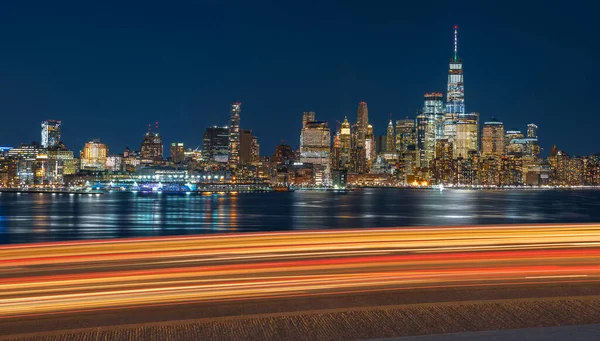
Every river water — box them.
[1,189,600,244]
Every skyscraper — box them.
[340,116,351,168]
[300,114,331,184]
[386,120,395,152]
[424,93,445,141]
[356,102,368,148]
[416,111,433,168]
[203,126,230,163]
[445,26,465,142]
[239,129,253,164]
[228,102,242,168]
[455,112,479,158]
[140,127,163,164]
[422,93,444,164]
[41,120,61,148]
[302,112,316,127]
[527,123,538,139]
[365,123,375,165]
[482,118,504,157]
[395,118,417,178]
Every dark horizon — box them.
[0,1,597,156]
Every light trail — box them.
[1,223,600,318]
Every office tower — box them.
[203,126,230,163]
[251,136,259,162]
[527,123,538,139]
[228,102,242,168]
[239,129,253,164]
[504,129,524,154]
[140,126,163,164]
[423,93,445,141]
[386,120,395,152]
[80,139,108,171]
[365,123,375,164]
[340,116,351,168]
[482,118,504,156]
[302,111,316,127]
[455,112,479,158]
[416,111,433,168]
[396,118,417,176]
[332,133,342,170]
[299,113,331,184]
[170,142,185,163]
[433,138,454,184]
[41,120,61,148]
[445,26,465,142]
[356,102,368,148]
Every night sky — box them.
[0,1,597,156]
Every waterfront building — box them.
[445,26,465,143]
[299,113,331,184]
[203,126,230,163]
[140,128,163,164]
[331,169,348,189]
[8,144,43,186]
[80,139,108,171]
[228,102,242,168]
[106,155,123,172]
[455,112,479,158]
[481,119,504,157]
[170,142,185,163]
[41,120,61,148]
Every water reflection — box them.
[2,189,600,244]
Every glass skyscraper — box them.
[445,26,465,142]
[41,120,61,148]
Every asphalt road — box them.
[2,223,600,337]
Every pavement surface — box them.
[1,223,600,339]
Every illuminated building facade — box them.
[527,123,538,138]
[251,136,260,162]
[396,118,417,178]
[340,117,351,169]
[140,131,163,164]
[424,93,445,142]
[455,112,479,158]
[80,139,108,171]
[482,119,504,157]
[356,102,368,148]
[272,143,295,164]
[41,120,61,148]
[445,26,465,143]
[416,111,433,168]
[432,138,454,184]
[386,120,395,152]
[365,124,375,166]
[170,142,185,163]
[203,126,230,163]
[228,102,242,168]
[300,113,331,184]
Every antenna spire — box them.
[453,25,458,61]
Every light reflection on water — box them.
[1,188,600,244]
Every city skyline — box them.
[0,2,597,156]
